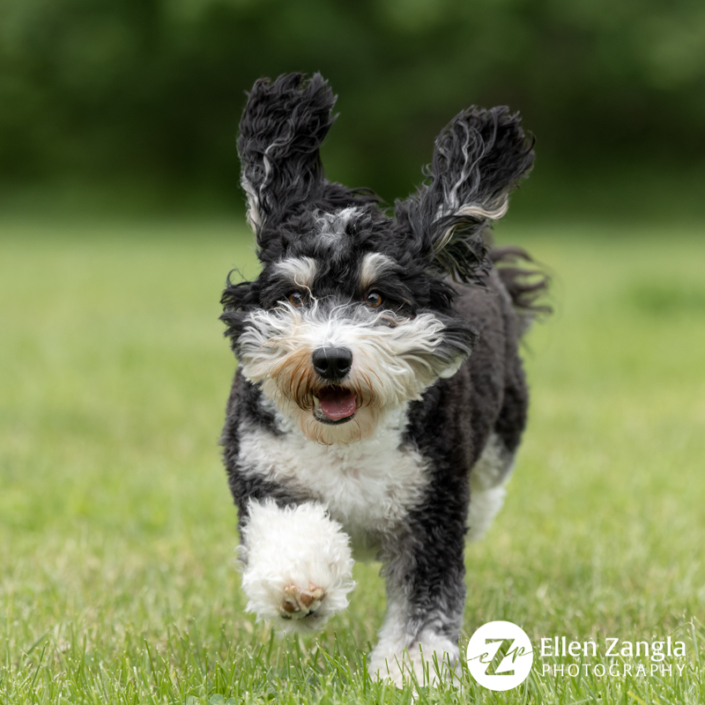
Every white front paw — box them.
[240,500,355,633]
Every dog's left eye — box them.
[288,291,305,307]
[366,291,383,308]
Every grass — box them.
[1,217,704,704]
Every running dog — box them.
[220,73,547,686]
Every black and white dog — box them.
[220,73,546,685]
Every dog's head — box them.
[222,73,533,444]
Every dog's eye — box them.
[366,291,383,308]
[288,291,305,307]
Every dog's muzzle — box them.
[311,347,357,424]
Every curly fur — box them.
[219,72,548,687]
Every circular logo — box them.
[466,620,534,691]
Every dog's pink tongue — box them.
[317,388,357,420]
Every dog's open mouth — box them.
[313,386,357,424]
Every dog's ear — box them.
[397,107,534,282]
[238,73,336,236]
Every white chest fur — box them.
[237,410,429,544]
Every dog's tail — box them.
[490,246,551,335]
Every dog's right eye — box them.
[288,291,305,307]
[366,291,384,308]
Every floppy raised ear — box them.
[238,73,336,235]
[397,106,534,282]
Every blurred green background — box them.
[1,0,704,219]
[2,5,705,702]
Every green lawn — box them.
[1,218,704,704]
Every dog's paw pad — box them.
[280,584,325,619]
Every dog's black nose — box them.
[312,347,353,381]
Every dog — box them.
[220,72,547,686]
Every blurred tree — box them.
[0,0,704,205]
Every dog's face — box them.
[222,73,533,444]
[231,206,473,444]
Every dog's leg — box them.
[239,499,355,633]
[369,493,467,687]
[467,432,516,542]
